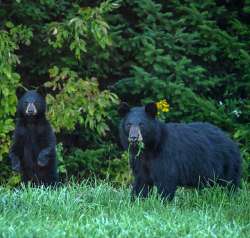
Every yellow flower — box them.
[156,99,170,113]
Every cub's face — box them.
[119,103,158,147]
[18,90,46,118]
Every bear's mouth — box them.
[129,140,139,148]
[129,140,145,158]
[25,112,37,116]
[128,126,144,157]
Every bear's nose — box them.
[129,135,138,142]
[25,103,37,115]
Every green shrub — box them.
[0,22,32,160]
[57,143,131,185]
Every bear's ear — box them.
[145,102,157,118]
[16,86,28,99]
[118,102,130,117]
[36,86,46,98]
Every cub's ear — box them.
[118,102,130,117]
[16,86,27,99]
[36,86,46,98]
[145,102,157,118]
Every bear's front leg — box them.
[131,177,152,199]
[37,148,55,167]
[37,129,56,167]
[9,153,21,172]
[9,133,23,172]
[155,181,177,201]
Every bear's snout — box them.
[25,103,37,116]
[128,125,143,144]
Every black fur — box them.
[119,103,242,200]
[9,90,58,186]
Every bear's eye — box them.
[139,122,144,128]
[126,123,132,128]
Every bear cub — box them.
[9,90,58,186]
[118,102,242,200]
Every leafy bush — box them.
[0,22,33,160]
[45,66,118,135]
[57,143,131,185]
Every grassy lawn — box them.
[0,182,249,238]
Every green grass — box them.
[0,182,249,238]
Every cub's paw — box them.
[37,156,48,167]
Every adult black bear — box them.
[9,90,58,186]
[118,102,242,200]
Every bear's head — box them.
[118,102,160,150]
[17,90,46,119]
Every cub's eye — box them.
[139,122,144,128]
[126,123,132,128]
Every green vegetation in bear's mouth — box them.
[128,141,145,159]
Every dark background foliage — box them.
[0,0,249,185]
